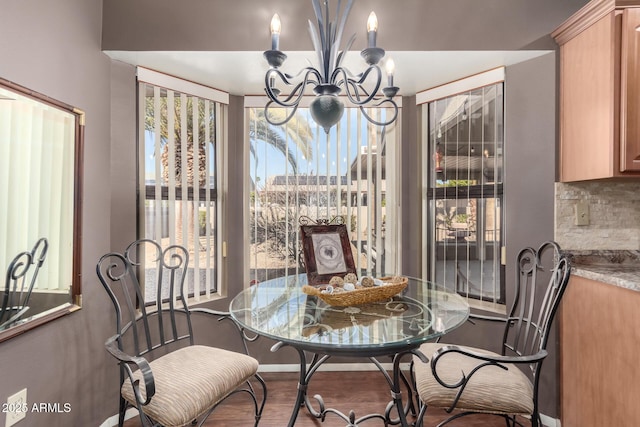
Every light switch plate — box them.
[575,201,589,226]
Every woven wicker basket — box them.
[302,276,408,307]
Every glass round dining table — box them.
[230,273,469,427]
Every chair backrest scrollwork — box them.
[97,239,193,358]
[1,238,48,328]
[502,240,571,364]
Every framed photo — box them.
[300,219,356,286]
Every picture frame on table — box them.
[299,217,356,287]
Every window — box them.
[138,69,227,303]
[419,70,505,304]
[246,101,400,284]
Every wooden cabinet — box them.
[560,275,640,425]
[553,0,640,181]
[620,8,640,172]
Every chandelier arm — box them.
[265,80,305,108]
[331,66,381,106]
[265,68,322,108]
[352,65,382,99]
[264,101,300,126]
[266,67,322,92]
[344,79,368,103]
[358,98,398,127]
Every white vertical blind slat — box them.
[374,121,382,277]
[294,116,301,277]
[315,124,320,220]
[336,120,342,218]
[192,98,201,301]
[0,101,11,270]
[204,100,211,297]
[368,111,375,274]
[167,90,177,247]
[356,112,362,273]
[251,111,258,284]
[284,116,290,278]
[215,101,224,294]
[153,87,163,257]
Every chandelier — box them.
[263,0,399,133]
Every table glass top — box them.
[230,274,469,355]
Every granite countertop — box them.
[566,250,640,291]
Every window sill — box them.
[467,298,506,315]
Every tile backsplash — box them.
[555,182,640,250]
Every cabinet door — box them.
[621,8,640,172]
[559,13,616,181]
[561,276,640,426]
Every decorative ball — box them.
[343,273,358,284]
[329,276,344,287]
[322,285,334,294]
[361,276,375,287]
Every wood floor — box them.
[123,371,522,426]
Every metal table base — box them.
[272,341,427,427]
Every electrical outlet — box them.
[575,201,590,226]
[5,389,27,427]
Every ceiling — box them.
[105,50,551,97]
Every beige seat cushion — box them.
[121,345,259,427]
[414,342,534,416]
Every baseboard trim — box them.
[540,413,561,427]
[99,408,138,427]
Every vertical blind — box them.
[0,90,75,292]
[138,69,227,303]
[418,69,505,305]
[246,102,400,285]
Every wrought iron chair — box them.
[97,239,267,427]
[412,241,571,427]
[1,238,48,328]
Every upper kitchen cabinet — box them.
[553,0,640,181]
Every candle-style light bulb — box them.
[270,14,281,50]
[367,12,378,48]
[385,58,395,87]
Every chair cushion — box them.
[413,342,534,416]
[121,345,259,427]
